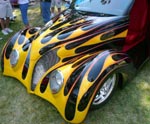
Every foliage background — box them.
[0,3,150,124]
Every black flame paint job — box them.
[5,32,20,59]
[22,51,30,79]
[38,11,129,57]
[1,48,4,72]
[65,51,134,120]
[1,4,149,123]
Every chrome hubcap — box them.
[93,74,116,105]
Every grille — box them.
[31,49,59,90]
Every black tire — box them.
[91,73,119,110]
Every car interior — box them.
[123,0,150,68]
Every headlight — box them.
[10,49,19,67]
[49,70,64,94]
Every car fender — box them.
[33,50,136,123]
[1,27,40,75]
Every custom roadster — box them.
[1,0,150,123]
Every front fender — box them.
[1,27,40,72]
[33,50,136,123]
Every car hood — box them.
[28,9,128,61]
[2,9,129,82]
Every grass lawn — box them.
[0,3,150,124]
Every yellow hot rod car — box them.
[1,0,150,123]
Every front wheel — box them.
[91,73,118,109]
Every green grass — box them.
[0,4,150,124]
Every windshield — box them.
[73,0,134,16]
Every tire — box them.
[91,73,118,109]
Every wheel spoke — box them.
[92,74,116,105]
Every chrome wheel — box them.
[92,74,117,105]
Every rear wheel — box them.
[91,73,118,109]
